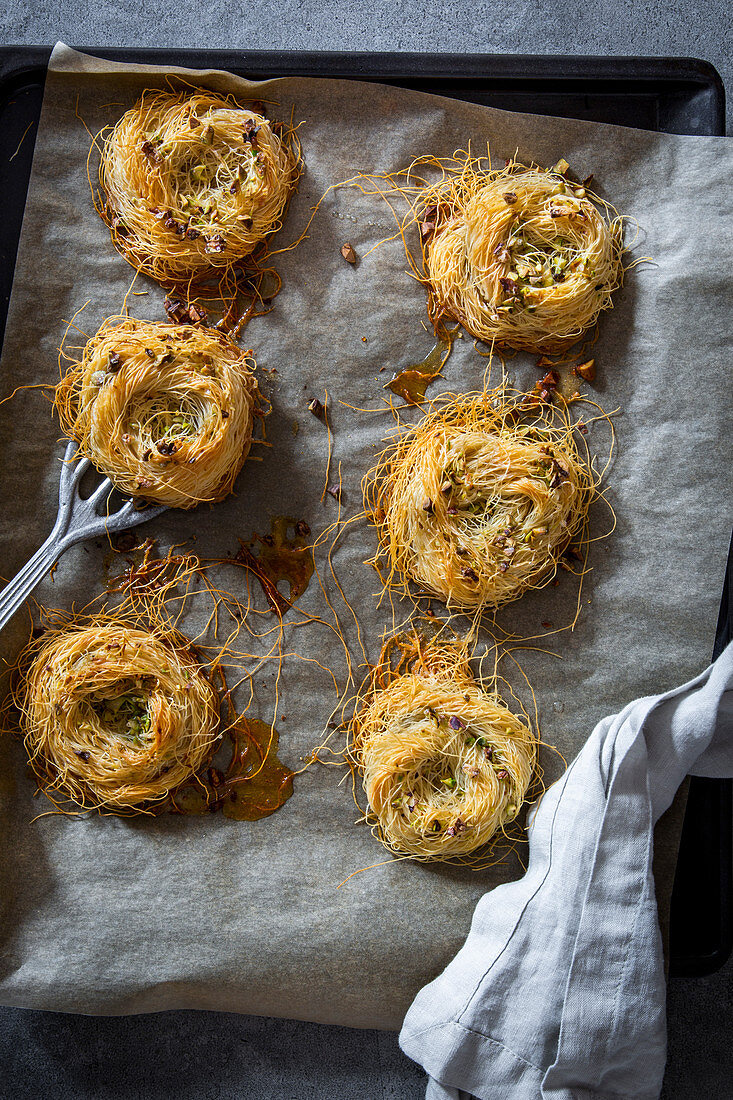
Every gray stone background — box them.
[0,4,731,1098]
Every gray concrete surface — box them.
[3,0,732,135]
[0,4,731,1098]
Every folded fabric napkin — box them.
[400,641,733,1100]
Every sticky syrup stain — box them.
[385,328,456,405]
[233,515,314,616]
[104,519,314,615]
[171,717,294,821]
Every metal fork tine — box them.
[107,500,168,528]
[110,500,136,523]
[88,477,115,508]
[58,443,92,503]
[70,455,92,485]
[58,440,80,495]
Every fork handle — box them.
[0,530,72,634]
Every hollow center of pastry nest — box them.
[84,679,155,746]
[153,117,271,209]
[468,186,598,304]
[133,395,203,451]
[87,346,239,461]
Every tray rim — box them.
[0,45,726,111]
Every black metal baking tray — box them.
[0,46,729,979]
[670,533,733,977]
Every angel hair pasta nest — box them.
[97,87,299,286]
[349,634,536,861]
[365,386,598,612]
[13,619,220,812]
[56,316,259,509]
[418,156,624,353]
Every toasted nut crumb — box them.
[573,359,596,382]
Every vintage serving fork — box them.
[0,441,167,633]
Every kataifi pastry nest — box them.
[15,619,220,812]
[97,87,299,287]
[56,315,259,508]
[419,157,624,353]
[349,635,536,861]
[365,386,597,612]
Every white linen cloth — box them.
[400,641,733,1100]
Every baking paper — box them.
[0,44,730,1028]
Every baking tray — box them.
[669,532,733,977]
[0,46,729,980]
